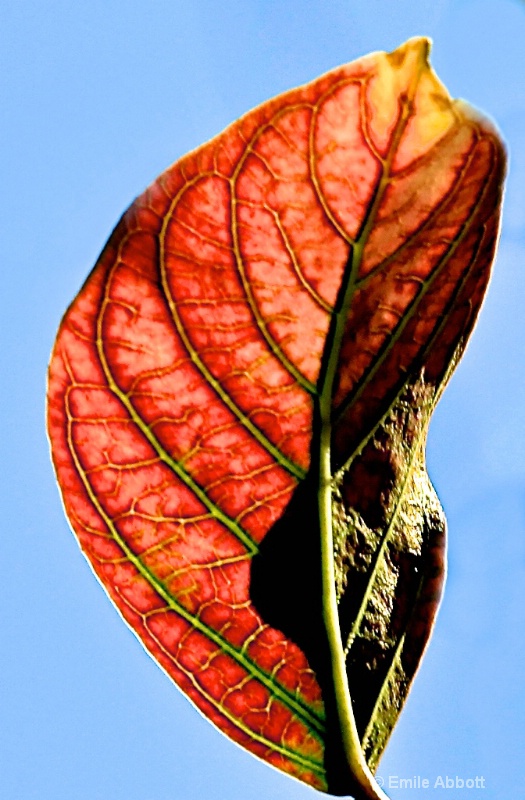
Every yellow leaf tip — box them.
[387,36,433,71]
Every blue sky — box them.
[2,1,524,798]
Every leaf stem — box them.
[317,246,389,800]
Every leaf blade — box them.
[47,37,506,797]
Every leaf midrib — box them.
[312,49,433,800]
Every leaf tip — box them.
[386,36,433,71]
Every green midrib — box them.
[312,59,434,800]
[316,240,390,800]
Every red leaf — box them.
[47,39,505,798]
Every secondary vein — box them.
[63,379,326,744]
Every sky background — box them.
[2,1,524,798]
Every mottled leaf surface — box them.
[47,39,505,798]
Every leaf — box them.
[47,38,505,799]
